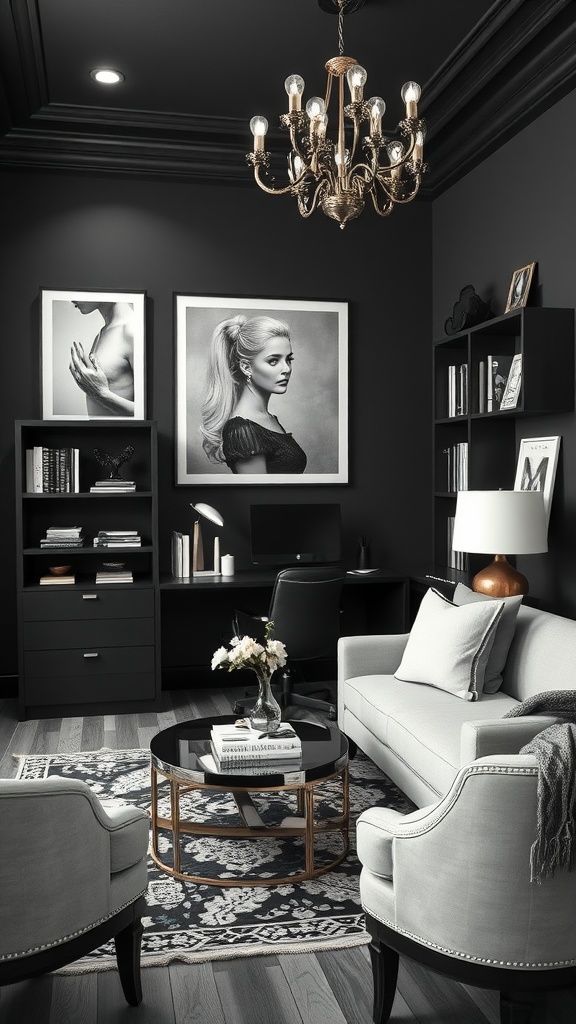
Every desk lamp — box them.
[190,502,223,576]
[452,490,547,597]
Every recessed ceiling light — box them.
[90,68,125,85]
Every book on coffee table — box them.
[210,721,302,762]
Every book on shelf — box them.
[92,480,136,487]
[447,363,468,417]
[210,722,302,761]
[487,354,514,412]
[171,531,190,577]
[46,525,83,537]
[93,531,141,547]
[26,447,80,493]
[499,353,522,410]
[443,442,468,492]
[95,570,133,584]
[446,516,468,571]
[90,484,136,492]
[40,537,84,548]
[478,360,487,413]
[39,574,76,585]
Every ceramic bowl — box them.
[48,565,72,575]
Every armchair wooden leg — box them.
[500,989,547,1023]
[368,934,399,1024]
[114,916,144,1006]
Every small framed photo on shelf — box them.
[41,289,146,420]
[504,262,536,313]
[499,353,522,410]
[514,435,561,525]
[174,294,348,485]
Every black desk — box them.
[159,568,409,687]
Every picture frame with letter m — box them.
[514,435,561,526]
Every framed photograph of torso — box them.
[174,294,348,485]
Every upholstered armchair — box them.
[357,752,576,1023]
[0,776,149,1005]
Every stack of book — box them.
[95,569,134,584]
[26,446,80,493]
[93,530,141,548]
[40,526,84,548]
[210,721,302,769]
[90,479,136,493]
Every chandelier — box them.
[246,0,426,229]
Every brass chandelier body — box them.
[247,0,426,229]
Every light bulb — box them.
[285,74,305,111]
[288,152,305,182]
[250,115,268,153]
[346,64,367,102]
[387,140,404,163]
[368,96,386,134]
[306,96,326,120]
[335,149,350,167]
[401,81,421,116]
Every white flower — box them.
[211,646,229,671]
[212,624,288,675]
[266,639,287,669]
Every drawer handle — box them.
[82,594,98,600]
[83,652,100,659]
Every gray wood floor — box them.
[1,689,575,1024]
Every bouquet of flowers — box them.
[211,620,287,681]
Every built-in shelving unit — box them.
[15,420,161,719]
[433,307,574,574]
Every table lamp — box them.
[452,490,547,596]
[190,502,223,576]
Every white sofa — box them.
[338,593,576,807]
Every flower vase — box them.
[249,669,282,734]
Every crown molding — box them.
[0,0,575,195]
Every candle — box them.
[213,536,220,574]
[221,554,235,576]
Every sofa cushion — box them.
[394,588,504,701]
[452,583,522,694]
[344,673,518,796]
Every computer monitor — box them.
[250,503,341,567]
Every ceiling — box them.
[0,0,575,196]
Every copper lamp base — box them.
[472,554,529,597]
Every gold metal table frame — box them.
[149,722,350,887]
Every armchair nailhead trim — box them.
[0,889,148,962]
[363,908,576,969]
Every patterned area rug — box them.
[14,747,414,970]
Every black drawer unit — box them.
[15,420,161,718]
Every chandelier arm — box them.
[297,179,330,218]
[253,164,305,197]
[374,171,422,204]
[367,183,394,217]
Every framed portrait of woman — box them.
[175,294,348,485]
[504,262,536,313]
[41,289,146,420]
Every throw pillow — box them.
[452,583,522,694]
[394,588,504,701]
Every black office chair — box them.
[232,566,345,719]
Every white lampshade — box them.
[190,502,224,528]
[452,490,547,555]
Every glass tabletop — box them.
[150,714,348,786]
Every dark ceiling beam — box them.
[0,0,575,196]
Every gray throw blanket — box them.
[504,691,576,884]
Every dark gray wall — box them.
[433,87,576,615]
[0,170,432,681]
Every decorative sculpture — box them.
[93,445,135,480]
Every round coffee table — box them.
[149,715,349,886]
